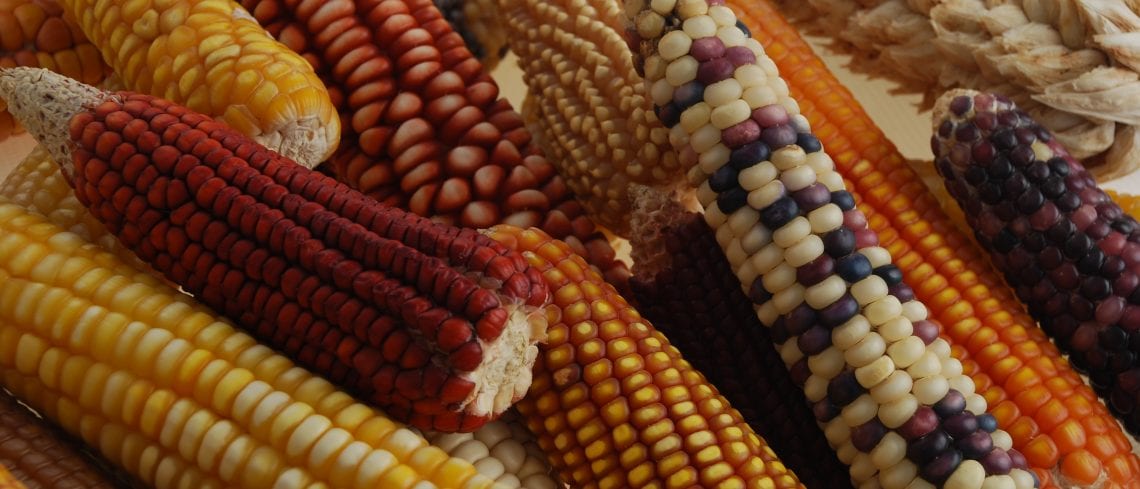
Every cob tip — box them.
[931,88,985,131]
[0,67,113,180]
[628,184,693,275]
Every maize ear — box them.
[628,0,1041,486]
[486,224,805,489]
[626,185,853,489]
[0,66,550,433]
[57,0,340,168]
[237,0,631,289]
[0,0,107,142]
[740,1,1140,486]
[932,90,1140,444]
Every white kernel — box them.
[790,112,811,133]
[704,78,743,107]
[808,347,845,380]
[824,418,851,446]
[803,374,828,403]
[696,181,718,208]
[727,206,759,237]
[644,55,666,81]
[966,393,987,415]
[870,371,912,405]
[878,317,913,343]
[679,102,711,133]
[845,332,886,368]
[944,460,985,489]
[906,351,942,379]
[808,204,843,234]
[650,0,675,14]
[734,65,768,88]
[724,239,747,268]
[912,375,950,405]
[834,315,871,351]
[757,301,779,325]
[928,338,951,359]
[879,394,918,429]
[887,336,925,369]
[703,200,726,227]
[757,53,779,76]
[785,235,824,268]
[980,475,1015,489]
[659,31,693,61]
[906,478,936,489]
[710,99,751,129]
[747,38,767,59]
[841,394,878,427]
[836,441,858,464]
[676,0,708,17]
[781,164,816,191]
[682,16,717,38]
[715,220,735,247]
[900,301,928,322]
[690,123,721,153]
[738,161,777,191]
[746,180,785,210]
[860,478,883,489]
[879,459,918,489]
[805,151,834,173]
[750,242,784,275]
[870,432,906,470]
[773,217,810,248]
[762,262,796,295]
[865,296,903,325]
[742,85,778,109]
[948,375,975,398]
[740,224,771,254]
[851,276,889,306]
[698,143,731,174]
[716,25,746,47]
[772,283,805,315]
[860,247,892,268]
[819,171,846,191]
[990,430,1013,451]
[650,78,675,107]
[635,11,666,39]
[665,55,699,86]
[708,6,736,26]
[941,357,963,378]
[851,453,878,483]
[772,146,807,170]
[856,356,895,388]
[804,275,846,310]
[1008,470,1035,489]
[736,260,759,286]
[780,340,805,366]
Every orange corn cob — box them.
[486,224,804,489]
[237,0,630,288]
[735,0,1140,486]
[0,0,107,142]
[0,466,26,489]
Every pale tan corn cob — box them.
[0,197,564,488]
[57,0,339,168]
[496,0,684,235]
[780,0,1140,181]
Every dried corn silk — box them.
[239,0,630,288]
[494,0,685,235]
[780,0,1140,181]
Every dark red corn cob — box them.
[0,67,550,433]
[236,0,631,289]
[627,188,853,489]
[931,89,1140,437]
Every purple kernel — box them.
[1003,173,1028,197]
[931,137,944,157]
[760,197,798,229]
[943,413,979,439]
[938,120,954,138]
[690,37,726,61]
[785,304,817,336]
[912,320,941,345]
[752,104,790,127]
[899,406,939,440]
[769,317,789,343]
[1038,247,1063,270]
[907,430,950,464]
[797,325,831,355]
[957,431,993,459]
[730,141,770,170]
[722,119,761,149]
[813,400,839,422]
[827,371,864,407]
[971,142,995,166]
[955,123,979,142]
[1007,449,1028,470]
[819,293,858,327]
[851,419,887,452]
[1011,145,1037,167]
[1015,126,1037,145]
[789,358,811,385]
[1080,276,1111,301]
[921,450,963,485]
[725,46,755,66]
[889,283,915,303]
[796,256,835,287]
[696,58,734,85]
[855,228,879,248]
[760,124,798,148]
[997,110,1020,127]
[975,93,995,111]
[935,156,955,179]
[792,183,831,212]
[949,95,972,116]
[657,103,681,127]
[747,279,771,304]
[673,81,705,109]
[975,112,997,130]
[991,129,1017,150]
[933,390,966,418]
[823,227,856,257]
[949,144,972,167]
[1105,254,1129,278]
[980,449,1012,475]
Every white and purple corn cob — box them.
[624,1,1039,487]
[931,88,1140,437]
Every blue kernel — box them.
[729,141,771,170]
[831,190,855,211]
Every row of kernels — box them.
[419,413,560,488]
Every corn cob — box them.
[0,465,26,489]
[626,185,853,489]
[0,0,108,142]
[0,194,567,488]
[419,411,560,488]
[486,0,684,236]
[0,386,131,488]
[237,0,629,289]
[57,0,339,169]
[485,224,804,489]
[739,1,1140,486]
[0,67,551,433]
[628,1,1046,486]
[932,89,1140,436]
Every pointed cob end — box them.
[0,67,114,181]
[628,184,694,274]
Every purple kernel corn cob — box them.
[931,89,1140,437]
[627,188,853,489]
[624,1,1041,486]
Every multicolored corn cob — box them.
[739,1,1140,486]
[238,0,629,288]
[626,185,853,489]
[627,1,1042,487]
[0,66,550,433]
[486,224,804,489]
[0,387,130,488]
[0,198,540,489]
[0,0,107,142]
[932,89,1140,437]
[57,0,340,168]
[490,0,684,235]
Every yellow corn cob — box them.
[494,0,684,235]
[0,198,557,489]
[1108,190,1140,222]
[737,1,1140,486]
[56,0,339,168]
[486,225,804,489]
[0,0,108,142]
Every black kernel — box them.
[874,265,904,286]
[1016,188,1044,214]
[964,166,988,185]
[991,129,1017,150]
[1026,162,1051,182]
[836,254,872,282]
[992,229,1019,253]
[826,371,864,407]
[933,390,966,418]
[717,187,748,214]
[1076,248,1105,275]
[797,133,822,153]
[1047,220,1076,243]
[1081,276,1111,301]
[1056,192,1081,212]
[979,182,1003,204]
[907,430,950,464]
[1063,233,1093,259]
[1047,157,1070,176]
[709,165,738,192]
[729,141,770,170]
[759,196,798,229]
[831,191,855,211]
[823,227,856,257]
[986,156,1014,179]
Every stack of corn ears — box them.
[778,0,1140,181]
